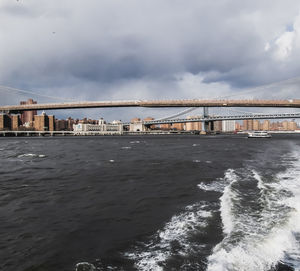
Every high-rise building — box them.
[160,124,171,130]
[253,120,260,131]
[20,99,37,124]
[48,115,55,131]
[213,121,223,132]
[222,120,236,132]
[242,120,248,131]
[0,114,11,130]
[282,121,288,130]
[34,112,55,131]
[172,123,185,130]
[263,120,270,131]
[247,119,253,131]
[235,122,241,131]
[186,116,201,131]
[288,121,298,131]
[10,115,21,130]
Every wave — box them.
[207,150,300,271]
[124,202,212,271]
[17,153,46,158]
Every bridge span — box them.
[142,112,300,125]
[1,99,300,112]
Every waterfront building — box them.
[10,115,21,130]
[129,118,144,132]
[247,119,253,131]
[288,121,298,130]
[0,114,11,130]
[263,120,270,131]
[73,118,123,134]
[222,120,236,132]
[20,99,37,125]
[242,119,248,130]
[186,116,201,131]
[55,119,68,131]
[213,121,223,132]
[34,112,55,131]
[160,124,171,130]
[172,123,185,131]
[143,117,156,130]
[253,120,260,131]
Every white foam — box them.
[197,170,235,194]
[219,169,239,235]
[125,202,212,271]
[75,262,96,271]
[121,146,131,149]
[18,153,37,158]
[18,153,46,158]
[193,159,201,163]
[207,149,300,271]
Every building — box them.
[185,116,202,131]
[20,99,37,125]
[172,123,185,131]
[253,120,260,131]
[143,117,156,130]
[34,112,55,131]
[10,115,21,130]
[222,120,236,132]
[160,124,171,130]
[288,121,298,130]
[213,121,223,132]
[0,114,11,130]
[247,119,253,131]
[73,118,123,134]
[129,118,144,132]
[263,120,270,131]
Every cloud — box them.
[1,0,300,119]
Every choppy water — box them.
[1,135,300,271]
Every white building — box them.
[73,118,123,135]
[222,120,236,132]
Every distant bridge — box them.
[1,99,300,112]
[141,112,300,125]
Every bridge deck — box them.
[1,99,300,112]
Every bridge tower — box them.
[202,107,214,133]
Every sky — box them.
[1,0,300,120]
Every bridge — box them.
[1,99,300,112]
[142,112,300,126]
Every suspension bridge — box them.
[1,78,300,133]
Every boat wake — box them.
[207,150,300,271]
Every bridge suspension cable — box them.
[0,85,76,102]
[154,107,201,120]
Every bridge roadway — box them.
[1,99,300,112]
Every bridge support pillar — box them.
[202,107,213,133]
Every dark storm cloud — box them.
[1,0,300,117]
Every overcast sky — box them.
[1,0,300,120]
